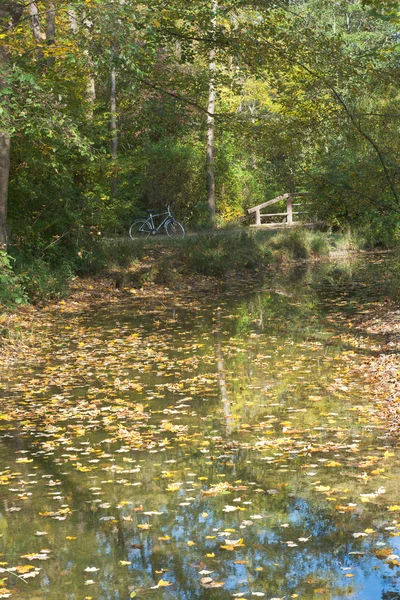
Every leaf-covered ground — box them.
[354,304,400,436]
[1,255,400,599]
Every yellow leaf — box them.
[166,483,182,492]
[157,580,172,587]
[376,548,394,559]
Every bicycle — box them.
[129,205,185,241]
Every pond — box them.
[1,254,400,600]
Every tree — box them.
[207,0,218,219]
[0,1,24,249]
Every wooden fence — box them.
[248,193,310,227]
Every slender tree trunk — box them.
[67,9,96,112]
[0,133,10,251]
[111,66,118,196]
[46,1,55,43]
[29,0,44,64]
[87,70,96,106]
[45,0,56,66]
[29,1,43,41]
[67,9,78,33]
[0,2,24,249]
[0,42,11,249]
[206,0,217,219]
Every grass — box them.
[103,227,368,286]
[2,226,373,307]
[0,225,389,361]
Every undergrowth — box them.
[0,226,383,307]
[0,251,27,308]
[125,227,369,285]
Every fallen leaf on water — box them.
[376,548,394,559]
[157,580,172,587]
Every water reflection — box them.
[0,255,399,598]
[215,309,234,435]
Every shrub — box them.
[271,229,311,260]
[174,232,270,277]
[22,258,74,303]
[309,232,331,257]
[0,251,27,308]
[76,238,147,275]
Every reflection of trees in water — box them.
[3,255,400,598]
[123,478,368,599]
[215,309,233,435]
[1,414,397,598]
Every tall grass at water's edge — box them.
[0,227,388,305]
[104,228,373,286]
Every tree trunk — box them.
[46,1,55,43]
[206,0,217,220]
[29,1,44,64]
[0,41,11,249]
[206,47,216,219]
[67,9,96,112]
[29,1,43,41]
[67,9,78,33]
[0,132,10,251]
[0,1,24,249]
[87,72,96,106]
[111,66,118,196]
[45,0,56,66]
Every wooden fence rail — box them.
[248,193,310,227]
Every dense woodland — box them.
[1,0,400,299]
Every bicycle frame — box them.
[129,204,185,240]
[146,205,174,233]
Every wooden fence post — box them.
[255,208,261,226]
[287,194,293,225]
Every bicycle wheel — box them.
[129,219,151,240]
[165,220,185,240]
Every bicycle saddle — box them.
[147,210,157,215]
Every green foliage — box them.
[271,229,311,260]
[0,251,27,307]
[19,257,74,303]
[174,232,270,277]
[77,238,148,274]
[362,0,400,21]
[136,141,205,221]
[270,228,333,261]
[3,0,400,304]
[215,135,265,222]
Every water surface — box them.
[1,255,400,599]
